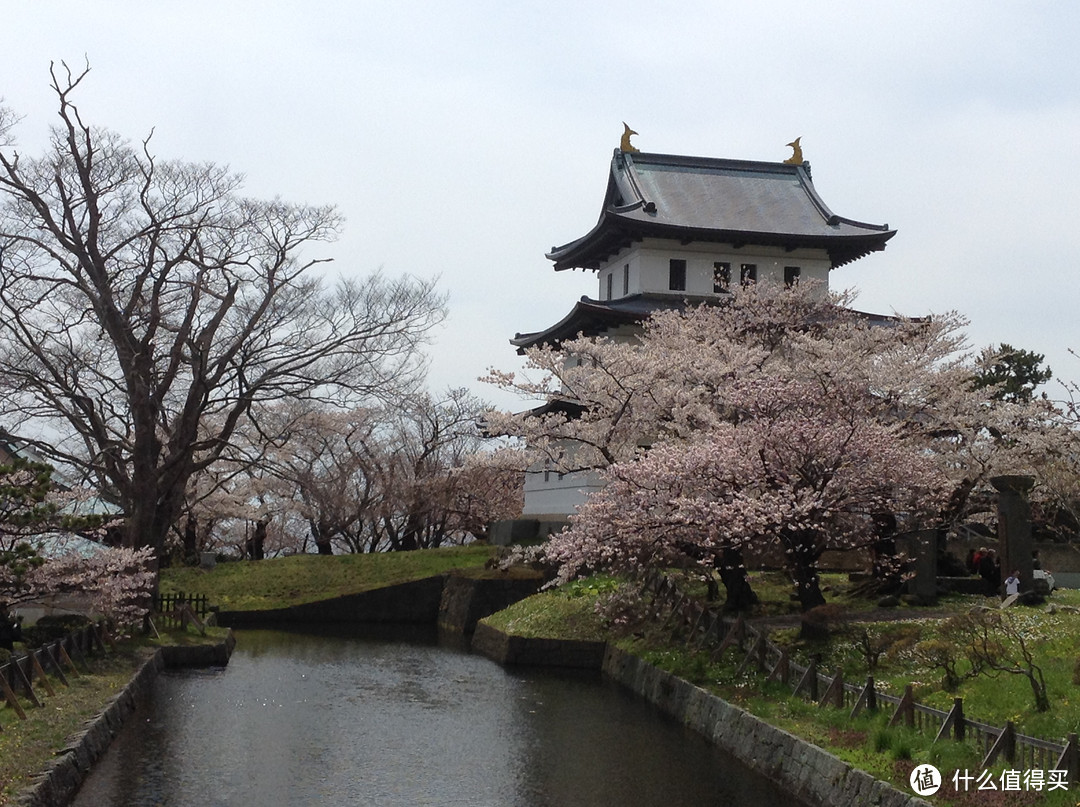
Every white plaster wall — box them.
[598,250,641,300]
[598,240,831,299]
[522,468,605,519]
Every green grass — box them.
[480,578,612,641]
[161,544,497,611]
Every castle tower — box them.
[511,140,896,527]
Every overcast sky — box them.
[3,2,1079,409]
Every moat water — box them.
[71,626,801,806]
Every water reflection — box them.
[72,627,799,807]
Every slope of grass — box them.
[160,544,497,611]
[480,577,613,641]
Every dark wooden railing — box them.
[0,622,113,731]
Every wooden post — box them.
[711,614,745,660]
[10,657,41,707]
[1057,732,1079,783]
[181,604,206,635]
[29,652,56,697]
[850,675,877,718]
[699,613,722,650]
[735,631,767,678]
[793,658,818,701]
[661,594,685,630]
[936,698,965,743]
[685,604,705,646]
[42,644,70,687]
[889,684,915,728]
[57,644,81,678]
[0,671,27,720]
[767,650,790,685]
[100,623,118,651]
[983,721,1016,768]
[63,636,90,671]
[819,667,844,709]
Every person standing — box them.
[1004,570,1020,598]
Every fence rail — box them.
[153,592,210,632]
[0,622,113,731]
[154,592,209,618]
[642,571,1080,781]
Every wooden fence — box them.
[642,571,1080,781]
[0,622,114,731]
[152,592,210,633]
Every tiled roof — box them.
[511,292,716,352]
[511,293,918,352]
[547,151,895,271]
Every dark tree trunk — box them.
[398,512,423,551]
[718,547,759,612]
[783,529,827,611]
[245,518,267,560]
[182,515,198,560]
[310,520,334,555]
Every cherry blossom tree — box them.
[371,389,521,551]
[487,282,1072,608]
[180,390,522,556]
[0,458,153,631]
[547,378,949,610]
[20,547,156,632]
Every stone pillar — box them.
[991,475,1035,593]
[911,529,938,603]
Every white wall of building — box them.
[596,239,831,300]
[521,468,605,519]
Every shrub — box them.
[20,613,92,648]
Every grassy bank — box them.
[480,577,614,642]
[161,544,497,611]
[0,627,230,807]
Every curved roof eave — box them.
[511,296,643,352]
[548,214,896,272]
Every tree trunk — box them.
[783,529,827,611]
[182,515,198,561]
[718,547,759,612]
[310,520,334,555]
[245,518,267,560]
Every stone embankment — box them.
[472,622,930,807]
[16,633,236,807]
[603,646,930,807]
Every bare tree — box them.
[373,388,520,551]
[0,63,445,559]
[219,391,522,556]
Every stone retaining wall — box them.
[437,575,544,634]
[601,646,931,807]
[16,633,236,807]
[470,622,607,668]
[216,576,447,627]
